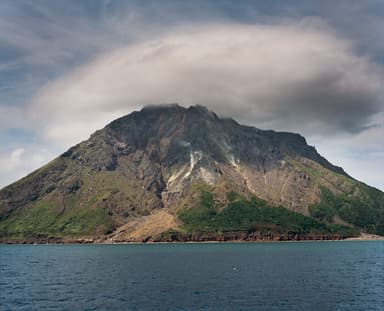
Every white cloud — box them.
[0,146,55,188]
[2,21,382,190]
[29,22,383,149]
[9,148,25,163]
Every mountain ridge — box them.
[1,104,383,243]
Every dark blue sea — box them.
[1,241,383,311]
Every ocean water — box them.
[0,241,383,311]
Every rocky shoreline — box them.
[2,231,382,244]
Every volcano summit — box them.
[1,105,383,243]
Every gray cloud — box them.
[310,112,384,189]
[0,0,171,109]
[28,22,383,147]
[1,1,383,190]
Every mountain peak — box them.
[1,105,383,243]
[141,103,184,112]
[140,103,219,119]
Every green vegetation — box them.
[0,200,115,240]
[309,186,384,235]
[179,190,357,237]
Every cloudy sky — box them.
[0,0,383,190]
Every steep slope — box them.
[0,104,383,242]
